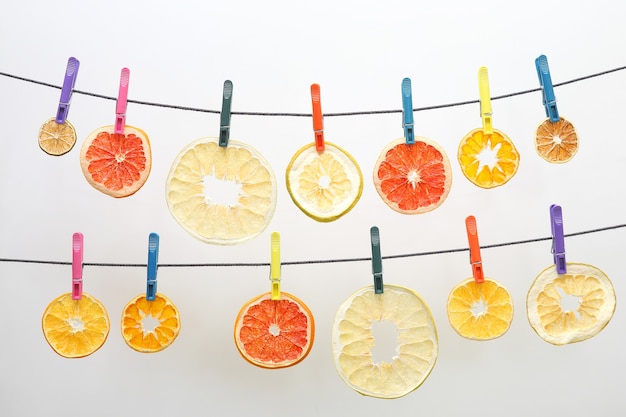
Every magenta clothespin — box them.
[55,57,80,124]
[550,204,566,274]
[72,233,84,300]
[114,68,130,134]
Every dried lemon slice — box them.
[121,293,181,353]
[38,118,77,156]
[535,117,578,163]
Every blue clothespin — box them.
[401,78,415,145]
[146,232,159,301]
[370,226,383,294]
[56,57,79,124]
[550,204,566,274]
[535,55,560,123]
[219,80,233,147]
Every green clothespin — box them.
[370,226,383,294]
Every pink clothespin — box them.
[466,216,484,283]
[310,84,325,152]
[72,233,84,300]
[114,68,130,134]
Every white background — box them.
[1,1,626,415]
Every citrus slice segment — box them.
[234,292,314,369]
[332,285,438,399]
[38,118,77,156]
[166,138,277,245]
[447,278,513,340]
[41,292,110,358]
[527,263,616,345]
[458,128,520,188]
[286,142,363,222]
[80,125,152,198]
[535,117,578,163]
[373,137,452,214]
[121,293,181,353]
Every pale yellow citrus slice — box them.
[38,118,77,156]
[42,292,110,358]
[121,293,181,353]
[332,285,438,399]
[447,278,513,340]
[166,138,277,245]
[527,263,616,345]
[286,142,363,222]
[535,117,578,163]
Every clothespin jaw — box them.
[370,226,383,294]
[478,67,493,136]
[550,204,566,274]
[310,84,325,152]
[401,78,415,145]
[270,232,281,300]
[219,80,233,147]
[146,233,159,301]
[71,233,84,300]
[465,216,484,283]
[55,57,80,124]
[114,68,130,134]
[535,55,560,123]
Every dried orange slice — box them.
[166,138,277,245]
[121,293,181,353]
[332,285,438,399]
[80,125,151,198]
[38,118,77,156]
[234,292,314,369]
[373,137,452,214]
[447,278,513,340]
[527,263,616,345]
[286,142,363,222]
[42,292,110,358]
[535,117,578,163]
[458,128,519,188]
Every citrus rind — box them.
[121,293,181,353]
[535,117,578,163]
[38,117,77,156]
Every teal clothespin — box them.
[370,226,383,294]
[146,233,159,301]
[219,80,233,147]
[401,78,415,145]
[535,55,560,123]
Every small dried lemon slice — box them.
[121,293,181,353]
[535,117,578,163]
[38,118,77,156]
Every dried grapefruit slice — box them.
[458,129,519,188]
[447,278,513,340]
[286,142,363,222]
[527,263,616,345]
[166,138,277,245]
[42,292,110,358]
[80,125,151,198]
[121,293,181,353]
[535,117,578,163]
[373,137,452,214]
[234,292,314,369]
[332,285,438,399]
[38,118,77,156]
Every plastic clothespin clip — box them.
[270,232,281,300]
[146,233,159,301]
[478,67,493,136]
[535,55,560,123]
[114,68,130,134]
[219,80,233,147]
[550,204,566,274]
[310,84,325,152]
[401,78,415,145]
[466,216,484,283]
[71,233,84,300]
[55,57,80,124]
[370,226,383,294]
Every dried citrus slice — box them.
[286,142,363,222]
[373,137,452,214]
[458,128,519,188]
[332,285,438,399]
[234,292,314,369]
[447,278,513,340]
[80,125,151,198]
[41,292,110,358]
[535,117,578,163]
[166,138,277,245]
[527,263,616,345]
[38,118,77,156]
[121,293,181,353]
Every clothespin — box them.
[370,226,383,294]
[72,233,84,300]
[219,80,233,147]
[114,68,130,134]
[270,232,281,300]
[465,216,484,283]
[310,84,325,151]
[55,57,80,124]
[478,67,493,135]
[401,78,415,145]
[146,233,159,301]
[550,204,566,274]
[535,55,560,123]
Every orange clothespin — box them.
[466,216,484,283]
[310,84,325,151]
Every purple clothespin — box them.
[550,204,566,274]
[55,57,80,124]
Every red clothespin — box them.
[310,84,325,152]
[114,68,130,134]
[72,233,84,300]
[466,216,484,283]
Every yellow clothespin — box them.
[478,67,493,135]
[270,232,281,300]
